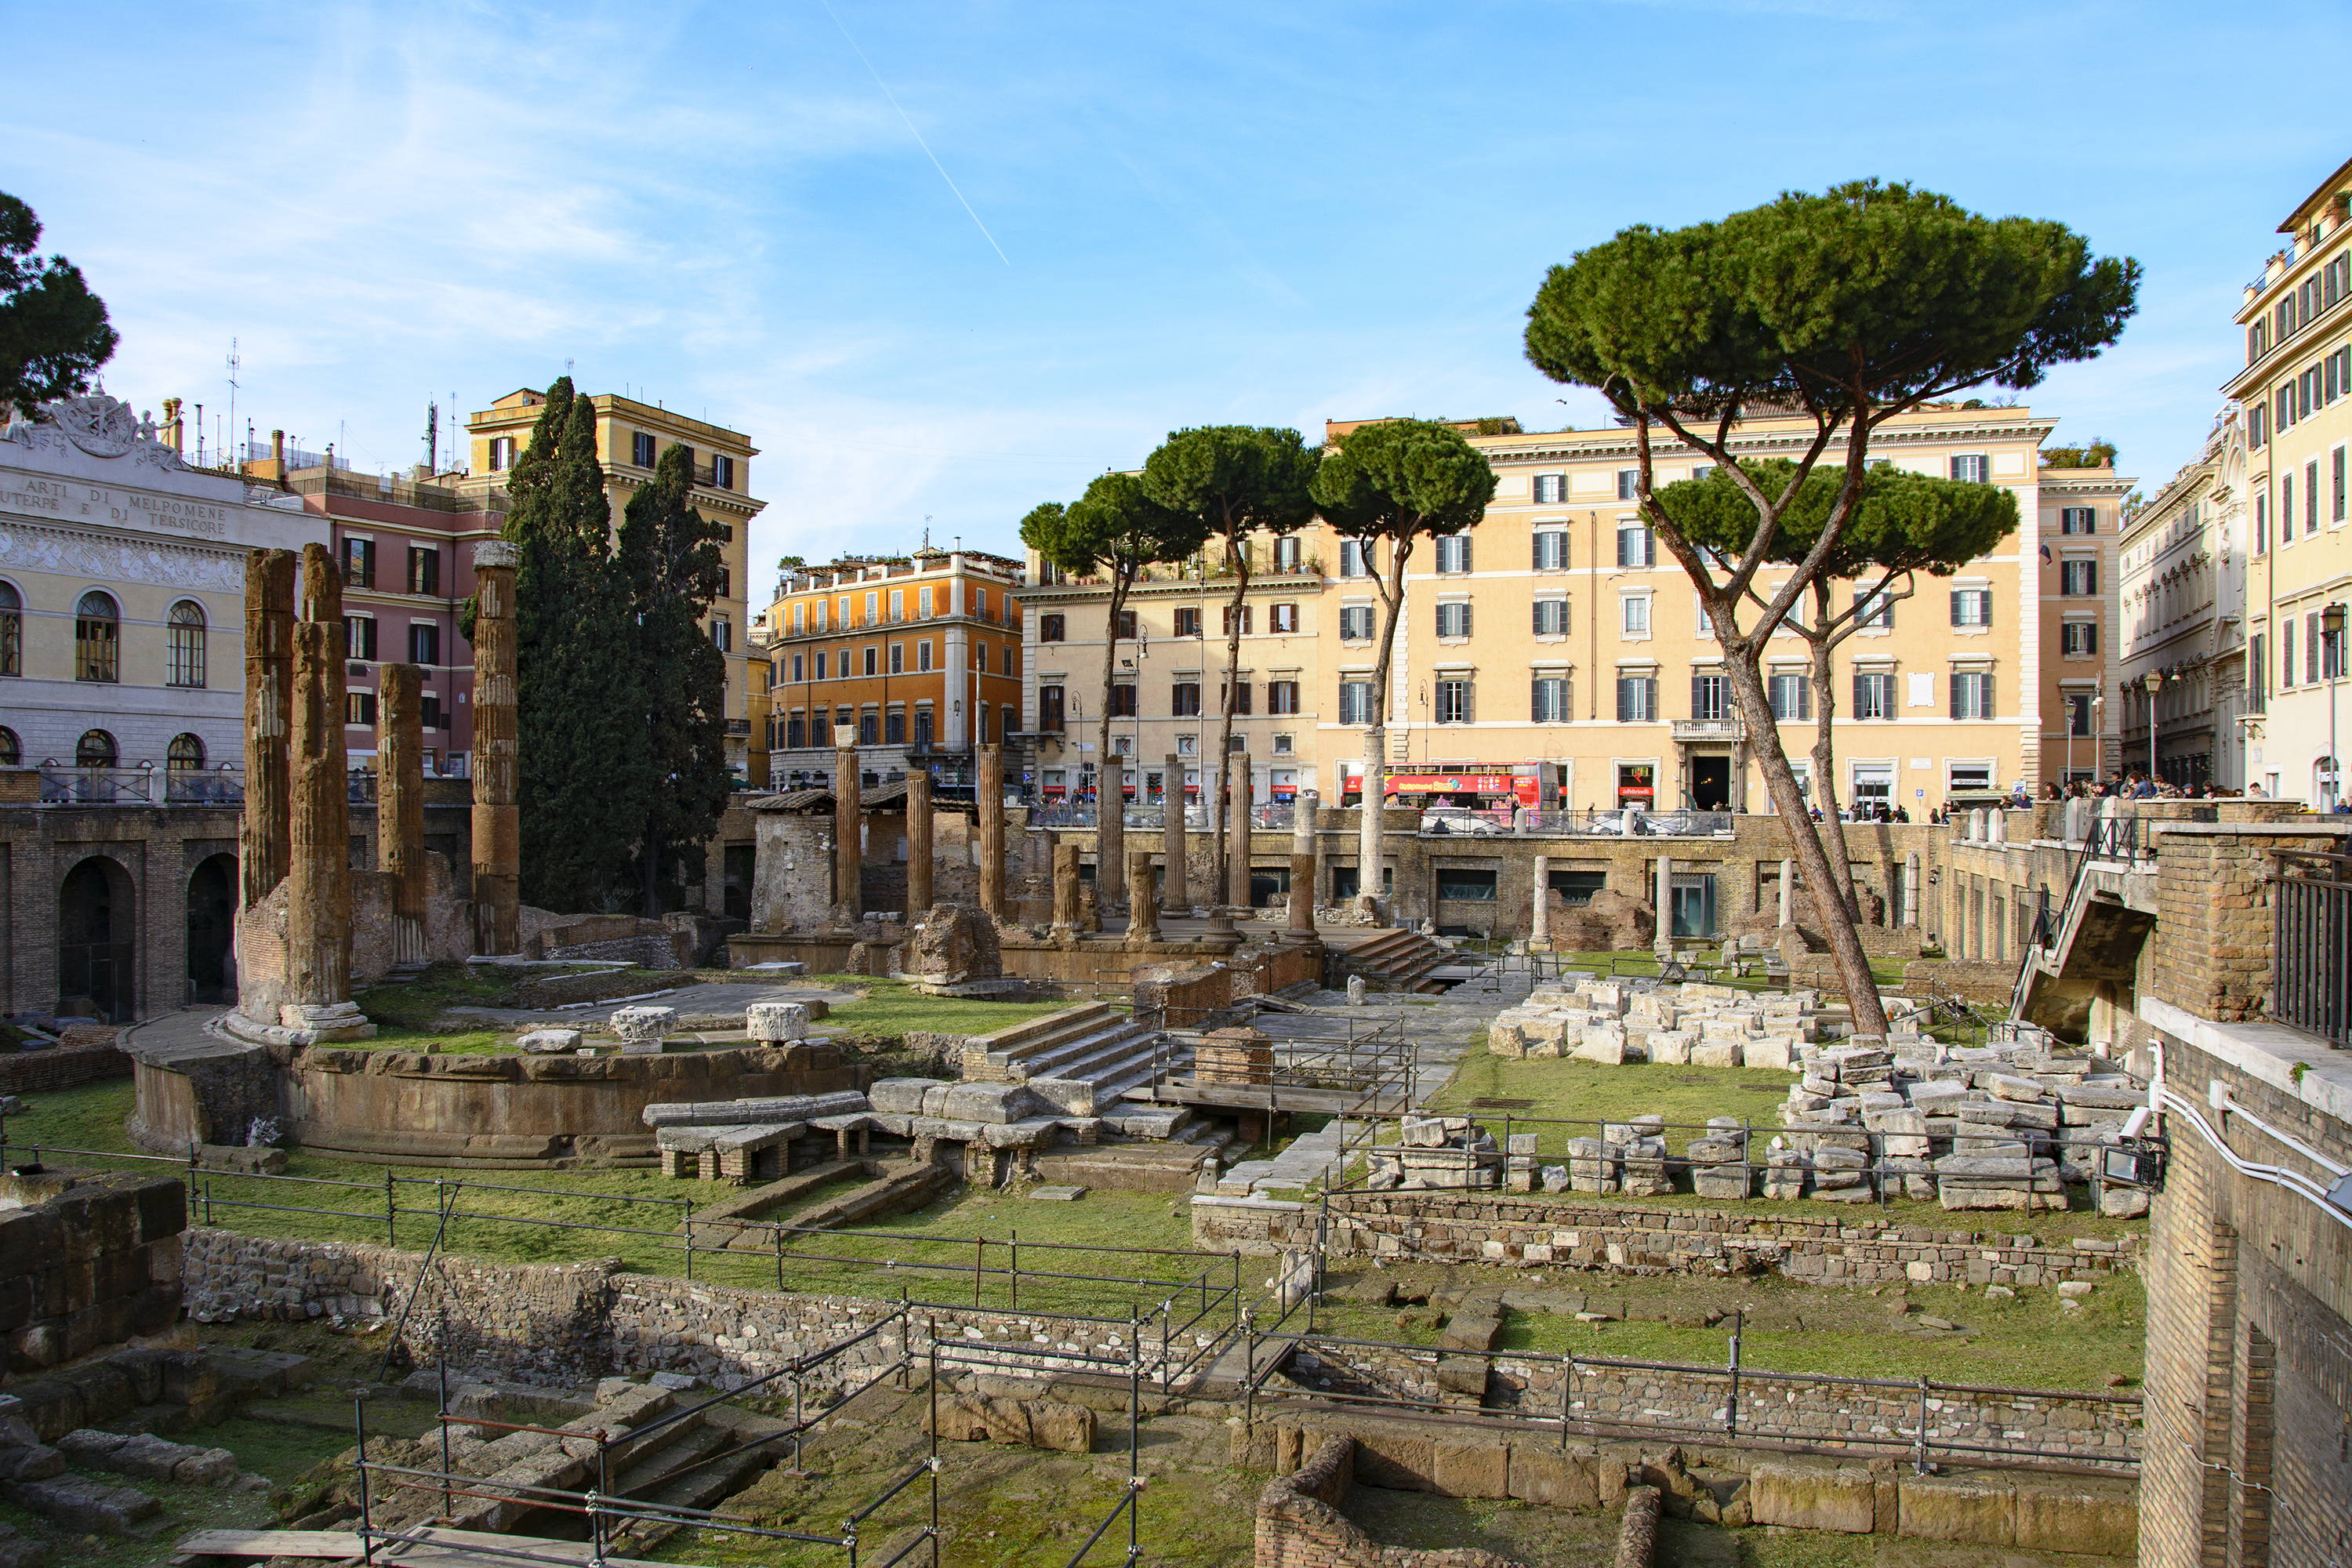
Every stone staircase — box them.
[1333,929,1455,993]
[960,1003,1177,1118]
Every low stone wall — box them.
[1190,1193,2140,1290]
[0,1041,131,1096]
[1254,1434,1525,1568]
[0,1170,186,1376]
[180,1229,1197,1389]
[1899,960,2016,1005]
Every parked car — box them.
[1420,806,1509,837]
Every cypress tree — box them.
[615,440,732,915]
[504,377,644,910]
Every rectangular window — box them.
[2310,612,2324,682]
[2256,493,2270,554]
[1532,474,1566,504]
[1174,607,1202,637]
[632,432,656,467]
[1040,613,1065,642]
[346,615,378,661]
[1221,604,1252,637]
[1109,684,1138,717]
[917,586,934,618]
[1437,868,1497,902]
[2283,620,2297,688]
[815,652,828,680]
[347,691,376,726]
[1433,535,1472,573]
[1616,469,1639,500]
[1221,681,1252,716]
[420,693,443,731]
[2061,621,2096,655]
[1040,685,1065,731]
[2336,446,2347,523]
[858,592,874,626]
[973,644,989,673]
[1274,535,1301,572]
[2060,506,2096,535]
[1339,605,1374,640]
[1550,869,1607,906]
[1530,675,1570,722]
[1691,672,1730,720]
[1951,588,1993,627]
[1268,680,1301,714]
[1615,674,1657,722]
[1768,672,1811,721]
[1339,540,1368,577]
[487,436,516,471]
[713,454,735,489]
[713,617,732,653]
[887,590,904,623]
[855,644,871,676]
[2060,560,2098,596]
[1532,530,1569,571]
[1115,608,1138,639]
[2310,459,2323,532]
[1853,670,1894,719]
[917,640,933,672]
[1621,596,1650,636]
[1339,680,1377,725]
[1434,678,1471,724]
[2252,632,2268,713]
[407,546,439,595]
[884,710,905,744]
[1696,598,1713,636]
[1950,670,1994,720]
[1854,588,1894,629]
[888,642,904,674]
[1436,601,1472,637]
[1271,733,1294,755]
[1951,453,1990,483]
[2284,474,2297,542]
[1532,598,1568,635]
[1616,524,1653,568]
[2252,401,2268,447]
[409,623,440,665]
[858,712,878,746]
[1269,603,1298,633]
[2067,692,2095,736]
[1171,682,1201,716]
[791,654,804,682]
[344,536,376,587]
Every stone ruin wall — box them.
[0,1173,187,1380]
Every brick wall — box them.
[1254,1435,1524,1568]
[0,1040,130,1094]
[1190,1194,2140,1291]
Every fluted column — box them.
[284,543,361,1030]
[1126,848,1160,943]
[833,744,862,922]
[1162,753,1189,911]
[906,769,933,915]
[1287,791,1319,936]
[1227,754,1252,909]
[379,662,427,968]
[976,743,1006,921]
[239,550,296,910]
[470,539,520,956]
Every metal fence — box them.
[1142,1011,1415,1119]
[2276,848,2352,1048]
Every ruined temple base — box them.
[220,1005,376,1047]
[913,977,1032,1000]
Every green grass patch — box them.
[799,975,1076,1044]
[1428,1047,1799,1135]
[351,960,520,1029]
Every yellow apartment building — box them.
[756,550,1025,791]
[1018,406,2120,815]
[2226,155,2352,808]
[462,390,762,772]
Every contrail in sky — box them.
[818,0,1011,267]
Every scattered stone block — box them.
[517,1029,583,1054]
[1028,1185,1087,1201]
[745,1002,810,1043]
[608,1006,679,1054]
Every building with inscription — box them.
[0,394,321,779]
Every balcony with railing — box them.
[32,766,246,806]
[1671,718,1745,743]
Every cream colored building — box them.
[2117,414,2251,790]
[2226,157,2352,808]
[1018,405,2122,815]
[462,390,763,771]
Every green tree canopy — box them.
[1656,458,2018,596]
[0,192,117,415]
[617,439,733,915]
[504,378,645,911]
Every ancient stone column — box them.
[470,539,521,956]
[1126,848,1159,943]
[240,550,296,910]
[906,769,934,915]
[1904,851,1922,927]
[1052,840,1081,930]
[1530,853,1550,946]
[378,663,428,969]
[1287,791,1319,937]
[1777,858,1794,926]
[1228,757,1252,909]
[976,743,1006,921]
[1654,854,1675,953]
[283,543,367,1036]
[1162,753,1189,912]
[833,744,862,922]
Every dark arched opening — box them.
[59,856,136,1022]
[187,853,236,1005]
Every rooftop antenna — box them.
[924,516,932,551]
[225,338,241,467]
[424,401,438,472]
[192,403,204,467]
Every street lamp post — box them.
[2325,603,2347,811]
[2090,692,2104,788]
[2142,671,2164,788]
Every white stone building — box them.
[0,395,321,787]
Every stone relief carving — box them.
[0,522,243,591]
[2,393,188,474]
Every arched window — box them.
[0,728,17,767]
[75,730,118,768]
[74,591,119,683]
[167,601,206,688]
[0,582,19,677]
[167,733,205,771]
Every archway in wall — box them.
[187,853,237,1005]
[58,856,136,1022]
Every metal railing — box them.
[1144,1011,1414,1120]
[2276,848,2352,1048]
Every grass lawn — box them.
[791,975,1078,1046]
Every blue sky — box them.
[6,0,2343,588]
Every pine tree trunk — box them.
[1807,583,1860,918]
[1722,650,1889,1037]
[1096,574,1128,908]
[1356,536,1411,925]
[1210,530,1250,902]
